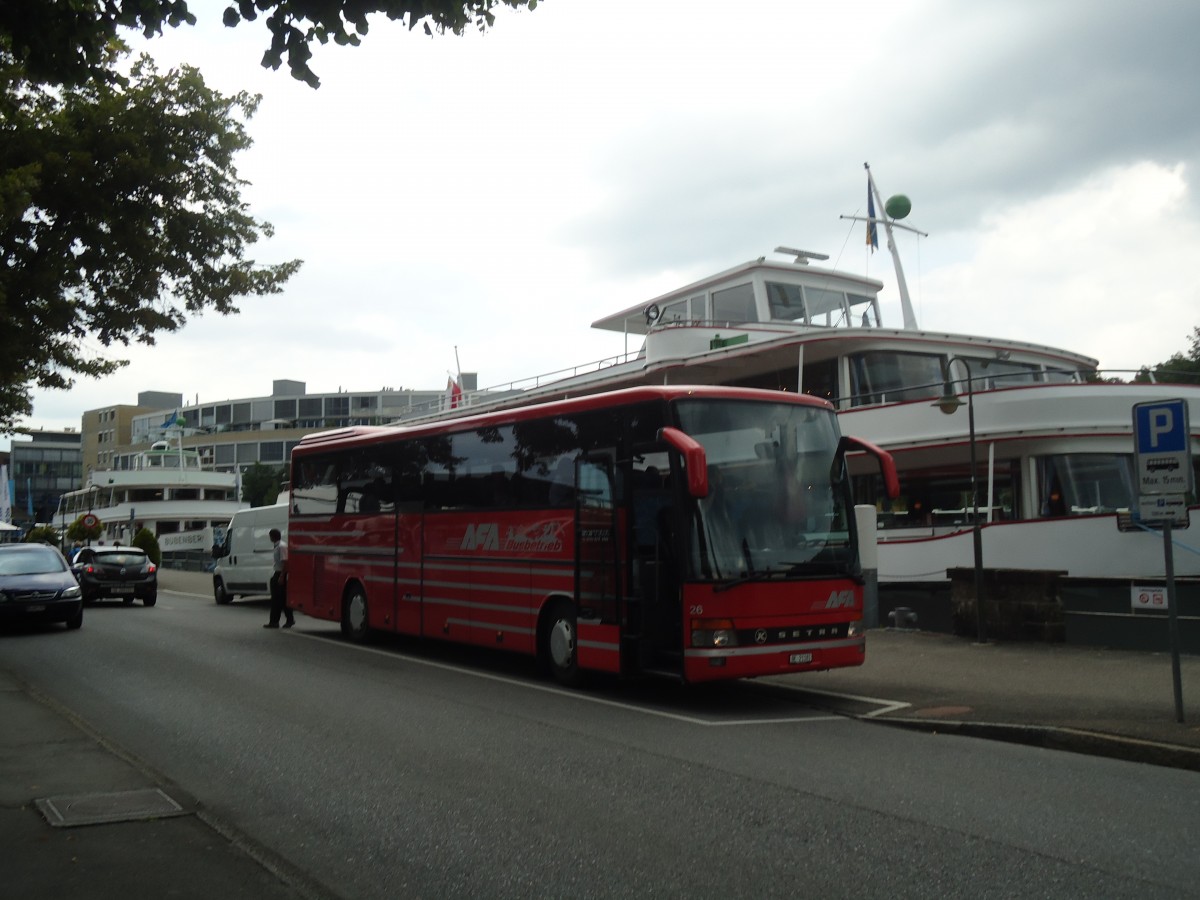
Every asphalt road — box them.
[3,587,1199,898]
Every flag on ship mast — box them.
[866,179,879,251]
[445,376,462,410]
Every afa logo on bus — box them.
[459,521,565,553]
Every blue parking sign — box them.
[1133,399,1192,495]
[1135,400,1187,453]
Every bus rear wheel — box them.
[342,586,370,643]
[542,600,581,687]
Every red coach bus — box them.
[286,385,897,685]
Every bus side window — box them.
[548,456,576,507]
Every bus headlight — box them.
[847,618,864,637]
[692,618,738,648]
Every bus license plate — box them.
[789,652,813,665]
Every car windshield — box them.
[0,546,68,576]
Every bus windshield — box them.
[673,399,852,581]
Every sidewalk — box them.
[771,627,1200,771]
[0,666,329,899]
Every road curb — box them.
[861,715,1200,772]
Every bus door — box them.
[626,448,683,674]
[574,453,620,668]
[393,501,424,636]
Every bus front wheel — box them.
[543,601,581,687]
[342,586,370,643]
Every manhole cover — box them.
[35,788,189,828]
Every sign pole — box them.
[1163,521,1184,723]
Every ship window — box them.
[804,287,847,322]
[952,357,1042,390]
[801,358,839,404]
[766,283,806,322]
[1037,454,1133,516]
[661,298,690,324]
[711,283,756,325]
[849,351,944,406]
[853,462,1020,530]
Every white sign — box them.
[1131,584,1168,611]
[1137,493,1190,526]
[158,528,214,552]
[1133,399,1192,494]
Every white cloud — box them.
[914,161,1197,371]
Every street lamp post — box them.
[934,357,987,644]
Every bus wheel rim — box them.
[549,617,574,669]
[349,594,367,631]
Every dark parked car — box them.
[0,544,84,629]
[72,546,158,606]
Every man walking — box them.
[264,527,295,629]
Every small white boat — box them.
[56,440,240,561]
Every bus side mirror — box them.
[659,427,709,498]
[834,435,900,499]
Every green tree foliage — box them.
[23,524,61,546]
[1136,327,1200,385]
[66,515,105,544]
[0,0,542,89]
[0,48,302,433]
[131,525,161,566]
[241,462,287,507]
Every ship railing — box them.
[393,348,647,423]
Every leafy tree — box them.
[241,462,287,507]
[1136,327,1200,385]
[0,48,302,433]
[66,515,105,544]
[132,525,161,566]
[23,524,61,546]
[1,0,542,89]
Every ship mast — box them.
[844,162,929,330]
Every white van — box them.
[211,502,288,604]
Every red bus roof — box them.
[292,385,835,455]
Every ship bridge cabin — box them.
[589,253,1093,411]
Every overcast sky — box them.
[8,0,1199,450]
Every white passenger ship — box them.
[56,441,240,558]
[411,198,1199,621]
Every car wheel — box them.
[213,578,232,605]
[143,592,157,607]
[65,605,83,630]
[341,585,370,643]
[541,600,582,687]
